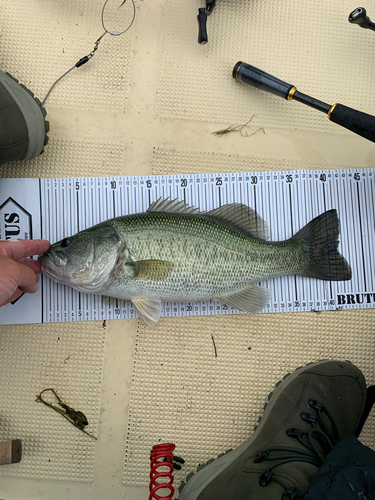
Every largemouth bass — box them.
[39,198,351,326]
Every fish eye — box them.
[60,238,71,248]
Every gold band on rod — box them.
[287,86,297,100]
[328,103,337,119]
[235,63,243,80]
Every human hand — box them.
[0,239,51,307]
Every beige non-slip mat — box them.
[151,146,355,176]
[124,310,375,486]
[0,322,105,481]
[0,137,124,179]
[156,0,375,133]
[0,0,133,112]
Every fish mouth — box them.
[38,252,73,286]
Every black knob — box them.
[349,7,375,31]
[197,8,208,44]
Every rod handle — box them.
[233,61,294,99]
[329,103,375,143]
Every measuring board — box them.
[0,168,374,325]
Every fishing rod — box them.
[233,61,375,143]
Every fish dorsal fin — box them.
[206,204,270,240]
[148,197,269,239]
[132,297,162,327]
[148,197,200,215]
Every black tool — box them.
[197,0,216,44]
[233,61,375,143]
[349,7,375,31]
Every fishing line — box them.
[42,0,136,106]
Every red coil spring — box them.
[149,443,176,500]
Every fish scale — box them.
[106,213,301,298]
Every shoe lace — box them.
[253,399,340,500]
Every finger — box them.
[19,281,39,294]
[1,288,23,307]
[0,239,51,260]
[18,268,40,294]
[15,257,43,274]
[0,259,40,307]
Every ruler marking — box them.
[313,178,319,309]
[260,178,268,293]
[356,180,367,292]
[76,189,80,233]
[47,182,51,251]
[348,178,360,290]
[371,173,375,293]
[308,178,316,307]
[364,173,374,294]
[322,180,326,212]
[273,178,279,304]
[105,186,108,220]
[322,176,330,308]
[327,177,334,302]
[47,182,52,321]
[281,177,287,306]
[320,179,329,303]
[335,175,346,295]
[287,182,296,304]
[39,179,44,323]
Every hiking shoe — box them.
[178,360,367,500]
[0,71,49,164]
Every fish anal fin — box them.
[133,259,174,281]
[132,297,162,327]
[216,284,271,313]
[206,204,270,240]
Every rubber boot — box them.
[178,360,367,500]
[0,71,49,165]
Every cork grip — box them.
[0,439,22,465]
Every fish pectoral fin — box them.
[216,284,271,313]
[132,297,162,327]
[133,259,174,281]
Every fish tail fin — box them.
[294,209,351,281]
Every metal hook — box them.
[101,0,136,36]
